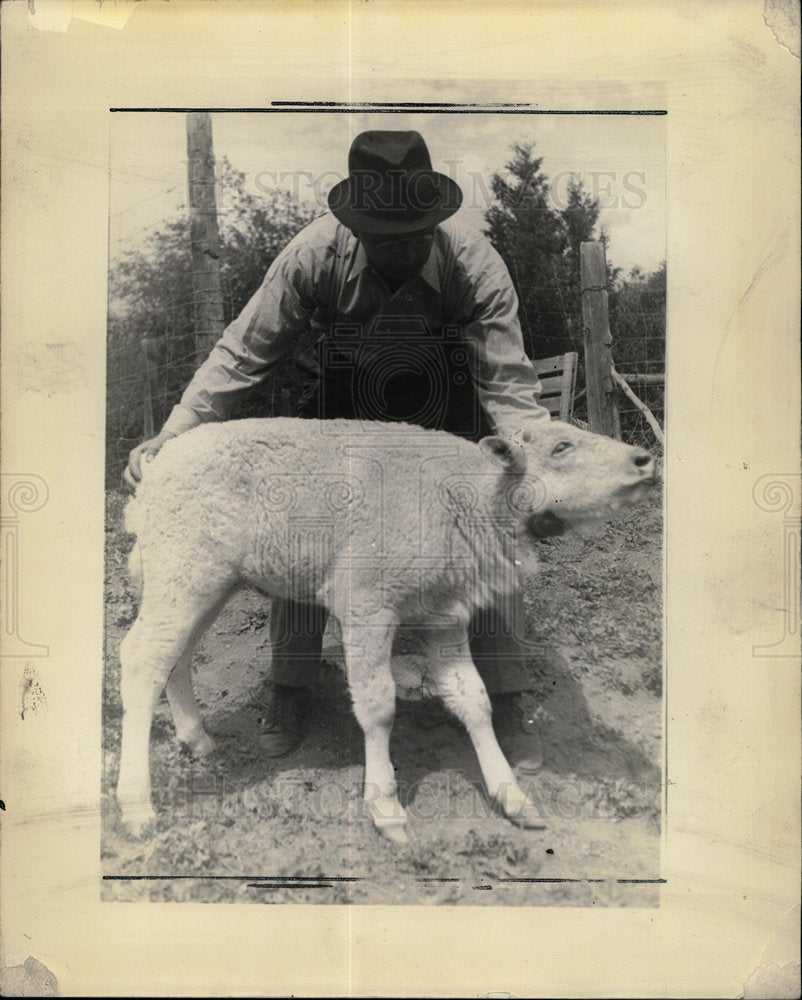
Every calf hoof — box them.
[375,819,410,845]
[178,729,215,759]
[504,799,546,830]
[366,800,409,845]
[495,785,546,830]
[119,803,156,839]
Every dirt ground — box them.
[101,477,663,907]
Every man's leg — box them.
[259,377,350,756]
[468,590,544,774]
[259,597,327,757]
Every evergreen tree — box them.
[484,144,600,359]
[485,141,665,442]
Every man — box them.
[127,130,551,773]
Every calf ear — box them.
[479,436,526,473]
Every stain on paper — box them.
[0,956,59,997]
[20,664,47,720]
[764,0,801,58]
[7,342,88,398]
[29,0,137,33]
[743,962,801,999]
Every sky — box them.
[109,110,666,276]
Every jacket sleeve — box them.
[449,227,552,440]
[162,232,327,435]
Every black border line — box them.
[271,101,535,108]
[110,107,667,116]
[103,875,666,885]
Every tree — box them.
[484,142,665,440]
[106,160,317,484]
[215,159,318,323]
[484,143,600,359]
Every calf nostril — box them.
[633,450,653,468]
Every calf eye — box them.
[551,440,574,456]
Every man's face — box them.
[357,228,436,285]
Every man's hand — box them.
[123,430,176,490]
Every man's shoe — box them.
[257,684,309,757]
[490,691,544,775]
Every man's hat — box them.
[328,131,463,234]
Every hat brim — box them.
[327,172,463,234]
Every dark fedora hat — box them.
[328,130,463,234]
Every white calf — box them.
[116,417,655,843]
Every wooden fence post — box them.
[186,112,225,358]
[580,241,617,438]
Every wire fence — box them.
[106,277,305,486]
[607,276,666,448]
[105,197,665,486]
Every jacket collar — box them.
[349,233,441,292]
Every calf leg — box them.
[334,607,407,843]
[164,651,215,758]
[164,593,232,757]
[421,624,544,830]
[116,584,233,836]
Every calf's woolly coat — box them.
[117,417,655,842]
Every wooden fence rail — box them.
[617,372,665,386]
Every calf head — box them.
[481,420,656,538]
